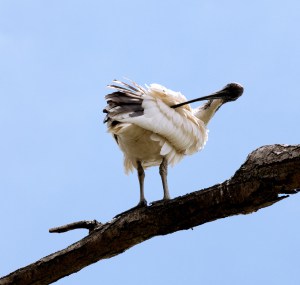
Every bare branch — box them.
[1,144,299,285]
[49,220,102,234]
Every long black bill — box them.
[171,82,244,109]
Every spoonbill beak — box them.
[171,83,244,109]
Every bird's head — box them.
[215,83,244,103]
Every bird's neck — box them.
[193,99,223,126]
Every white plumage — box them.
[104,79,243,207]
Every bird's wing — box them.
[103,79,146,125]
[103,80,191,124]
[127,93,208,156]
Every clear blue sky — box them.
[1,1,300,284]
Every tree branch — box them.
[1,144,299,285]
[49,220,102,234]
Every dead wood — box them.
[1,144,299,285]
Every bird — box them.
[103,79,243,208]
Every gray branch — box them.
[49,220,102,234]
[1,144,299,285]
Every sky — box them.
[1,1,300,284]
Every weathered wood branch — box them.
[1,144,299,285]
[49,220,102,234]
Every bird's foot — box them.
[137,198,147,207]
[113,199,147,219]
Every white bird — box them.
[103,79,243,208]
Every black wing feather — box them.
[103,80,145,126]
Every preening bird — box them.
[103,80,243,208]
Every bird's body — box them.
[105,82,207,172]
[104,80,243,207]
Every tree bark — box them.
[1,144,299,285]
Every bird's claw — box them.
[113,200,147,219]
[137,199,147,207]
[149,198,170,206]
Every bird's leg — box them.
[159,157,170,200]
[113,161,147,219]
[137,160,147,206]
